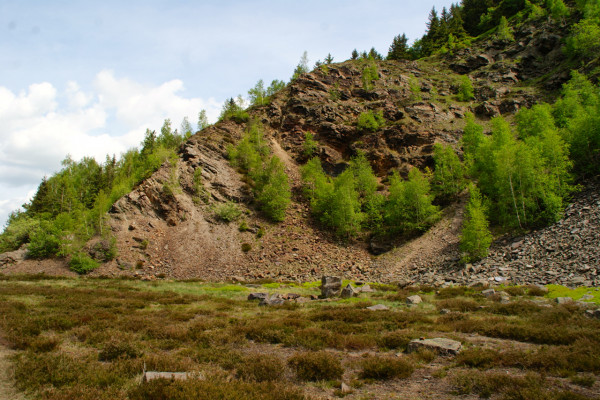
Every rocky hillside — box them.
[2,18,596,285]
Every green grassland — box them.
[0,275,598,400]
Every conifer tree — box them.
[387,34,410,60]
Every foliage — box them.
[463,111,573,230]
[219,96,249,123]
[408,75,422,101]
[359,356,414,380]
[457,75,475,102]
[288,351,344,381]
[248,79,268,106]
[69,252,99,274]
[302,132,318,157]
[384,168,440,234]
[432,143,466,201]
[193,168,210,204]
[496,16,515,41]
[180,116,193,138]
[460,184,493,263]
[214,202,242,222]
[387,34,410,60]
[357,110,385,132]
[229,122,291,222]
[197,110,210,131]
[292,51,310,80]
[361,58,379,90]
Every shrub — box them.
[98,341,140,361]
[357,110,385,132]
[241,243,252,252]
[238,220,249,232]
[237,354,285,382]
[69,253,99,274]
[361,60,379,90]
[27,222,62,259]
[303,131,318,157]
[358,355,414,380]
[457,75,474,102]
[377,330,413,350]
[214,202,242,222]
[288,351,344,381]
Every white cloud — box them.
[0,71,223,227]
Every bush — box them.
[214,202,242,222]
[457,75,474,102]
[303,131,318,157]
[69,253,99,274]
[241,243,252,252]
[27,222,62,259]
[358,355,414,380]
[357,110,385,132]
[98,341,140,361]
[236,354,284,382]
[288,351,344,381]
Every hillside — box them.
[3,15,595,284]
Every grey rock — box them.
[407,338,462,356]
[248,292,268,301]
[359,284,374,293]
[341,284,358,299]
[407,295,422,305]
[321,276,342,298]
[555,297,573,305]
[439,309,451,315]
[259,294,285,306]
[585,309,600,319]
[340,382,352,394]
[367,304,390,311]
[580,294,594,301]
[482,289,496,297]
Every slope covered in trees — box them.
[1,0,599,281]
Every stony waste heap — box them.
[473,180,600,287]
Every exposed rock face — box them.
[8,18,583,285]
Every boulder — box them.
[248,293,268,301]
[555,297,573,305]
[407,295,422,305]
[259,294,285,306]
[321,276,342,298]
[367,304,389,311]
[585,309,600,319]
[482,289,496,298]
[407,338,462,356]
[359,284,374,293]
[341,284,358,299]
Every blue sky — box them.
[0,0,456,227]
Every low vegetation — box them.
[0,276,597,399]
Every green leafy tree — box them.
[248,79,267,106]
[566,18,600,60]
[254,156,291,222]
[357,110,385,132]
[547,0,569,21]
[324,53,334,64]
[303,131,318,157]
[197,110,209,131]
[460,184,493,263]
[325,169,363,237]
[361,58,379,90]
[181,116,193,138]
[432,143,466,200]
[266,80,286,97]
[458,75,474,101]
[292,51,310,80]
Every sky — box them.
[0,0,456,228]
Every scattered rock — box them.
[321,276,342,298]
[341,284,358,299]
[580,295,594,301]
[259,294,286,306]
[407,338,462,356]
[407,295,422,305]
[585,309,600,319]
[555,297,573,305]
[482,289,496,298]
[367,304,390,311]
[340,382,352,394]
[359,284,374,293]
[248,293,268,301]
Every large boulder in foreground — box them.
[407,338,462,356]
[321,276,342,298]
